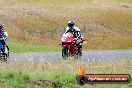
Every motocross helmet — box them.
[68,20,75,28]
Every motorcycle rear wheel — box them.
[74,48,82,59]
[0,53,7,62]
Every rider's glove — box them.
[74,38,77,41]
[74,38,80,44]
[76,39,81,44]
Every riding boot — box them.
[3,45,8,54]
[77,44,82,56]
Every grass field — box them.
[8,42,60,53]
[0,0,131,52]
[0,1,131,88]
[0,59,131,88]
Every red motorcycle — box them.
[61,32,84,59]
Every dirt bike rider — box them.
[64,21,82,55]
[0,24,8,54]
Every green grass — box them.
[0,71,76,88]
[0,71,30,88]
[8,42,60,53]
[0,71,131,88]
[0,59,131,88]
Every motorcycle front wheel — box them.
[62,46,69,59]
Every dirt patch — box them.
[25,80,62,88]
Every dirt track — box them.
[9,50,132,62]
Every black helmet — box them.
[68,20,75,28]
[0,24,3,29]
